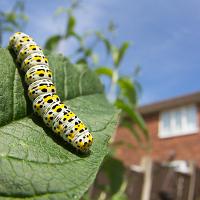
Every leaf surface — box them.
[0,48,119,200]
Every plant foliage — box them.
[0,48,119,199]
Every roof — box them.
[138,91,200,115]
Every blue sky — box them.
[1,0,200,105]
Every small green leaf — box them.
[96,32,112,54]
[18,13,29,22]
[118,42,129,64]
[0,48,119,199]
[95,67,113,77]
[114,42,129,67]
[133,65,141,77]
[65,15,76,37]
[44,35,62,51]
[108,21,117,33]
[71,32,82,42]
[84,48,92,57]
[134,80,142,95]
[5,13,18,27]
[115,99,148,139]
[117,77,137,106]
[111,181,128,200]
[76,57,88,65]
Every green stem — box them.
[108,68,118,102]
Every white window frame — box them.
[158,104,199,138]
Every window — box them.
[159,105,199,138]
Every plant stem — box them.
[108,68,118,103]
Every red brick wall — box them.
[115,103,200,167]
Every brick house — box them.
[115,92,200,167]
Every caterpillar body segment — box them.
[25,65,52,85]
[17,42,43,63]
[22,52,49,72]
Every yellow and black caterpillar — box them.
[9,32,93,152]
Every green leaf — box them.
[133,65,141,77]
[65,15,76,37]
[84,48,92,57]
[18,13,29,22]
[44,35,62,51]
[134,80,142,95]
[71,32,82,42]
[95,67,113,77]
[108,21,117,33]
[5,13,18,27]
[113,42,129,67]
[76,57,88,65]
[102,156,125,195]
[115,99,148,139]
[0,48,119,199]
[111,180,128,200]
[117,77,137,106]
[96,32,112,54]
[117,42,129,65]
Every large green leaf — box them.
[102,156,125,196]
[0,48,119,199]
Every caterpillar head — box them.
[73,131,93,152]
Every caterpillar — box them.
[8,32,93,152]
